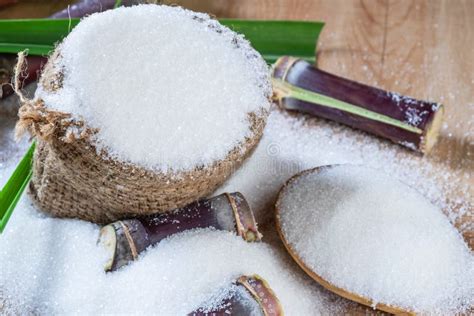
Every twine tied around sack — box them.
[13,51,95,144]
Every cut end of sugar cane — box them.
[272,56,444,154]
[99,221,138,272]
[98,224,117,272]
[227,192,262,242]
[420,104,444,153]
[98,220,149,272]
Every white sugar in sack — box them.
[36,5,271,172]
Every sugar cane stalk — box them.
[99,192,262,272]
[272,56,444,154]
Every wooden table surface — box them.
[1,1,472,314]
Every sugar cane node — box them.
[225,192,262,242]
[189,275,284,316]
[237,275,284,316]
[271,56,444,154]
[99,192,262,272]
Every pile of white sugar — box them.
[0,197,347,315]
[36,5,271,172]
[277,165,474,314]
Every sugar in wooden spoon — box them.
[275,165,473,315]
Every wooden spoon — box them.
[274,165,415,315]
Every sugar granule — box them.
[36,5,271,172]
[277,165,474,314]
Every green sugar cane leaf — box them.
[0,18,324,63]
[0,143,35,233]
[0,19,77,51]
[220,20,324,63]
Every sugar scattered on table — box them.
[217,109,473,236]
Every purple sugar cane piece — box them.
[50,0,139,18]
[98,192,262,272]
[272,56,444,154]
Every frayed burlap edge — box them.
[14,51,91,143]
[15,51,268,224]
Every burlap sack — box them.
[15,50,268,224]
